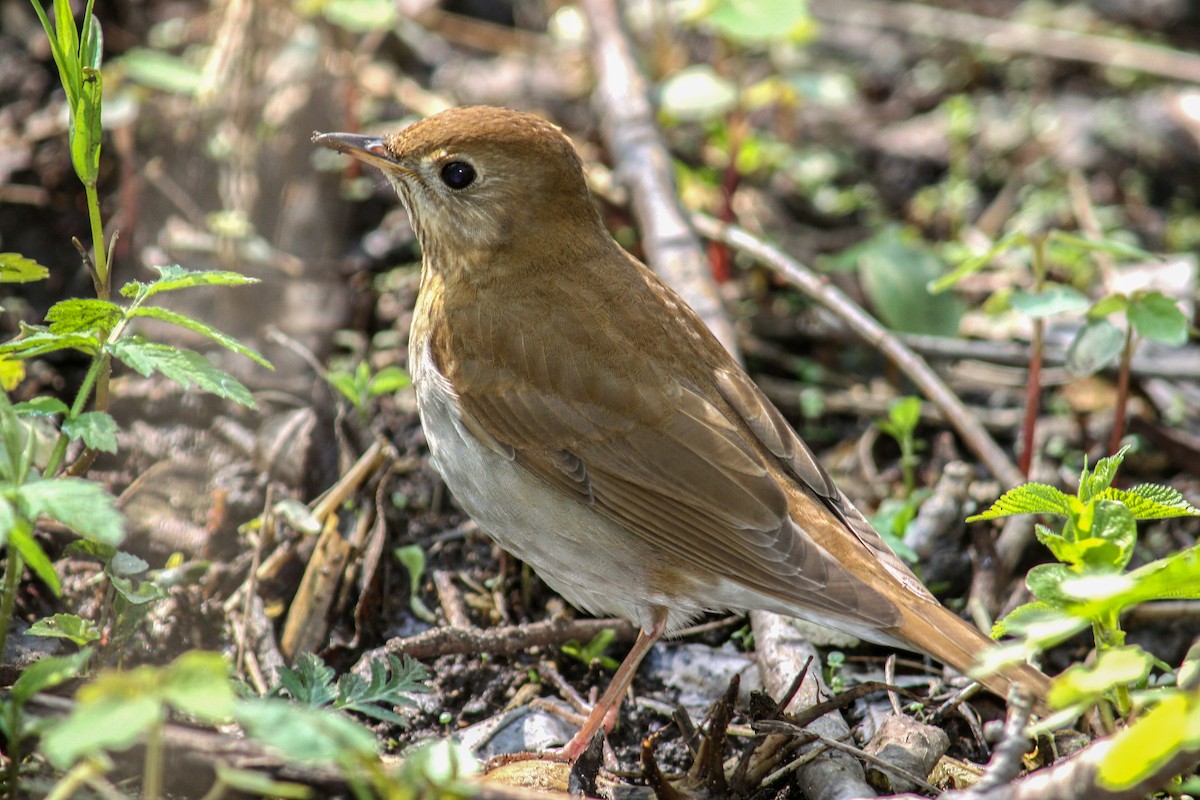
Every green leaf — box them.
[967,483,1074,521]
[335,654,429,725]
[161,651,236,723]
[108,337,255,407]
[1025,563,1073,605]
[80,11,103,70]
[120,265,258,299]
[1098,691,1200,790]
[277,652,338,708]
[11,649,92,704]
[395,544,437,623]
[928,230,1027,293]
[236,698,379,765]
[108,574,167,605]
[1087,293,1128,319]
[28,614,102,646]
[118,48,205,95]
[0,328,101,359]
[1048,231,1159,263]
[659,65,738,122]
[700,0,815,44]
[1129,291,1188,345]
[13,397,70,417]
[1066,318,1125,377]
[70,66,102,186]
[0,253,50,283]
[1048,646,1154,709]
[41,676,164,769]
[852,227,965,335]
[1010,284,1090,318]
[28,0,74,111]
[9,521,63,596]
[45,298,123,336]
[213,765,314,800]
[317,0,397,33]
[19,476,125,546]
[53,0,82,103]
[108,550,149,577]
[1102,484,1200,519]
[61,411,118,453]
[1082,447,1128,501]
[129,306,272,368]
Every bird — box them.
[313,106,1051,760]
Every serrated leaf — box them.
[1102,484,1200,519]
[1129,291,1188,345]
[1083,447,1127,501]
[19,476,125,546]
[0,329,101,359]
[46,298,122,336]
[13,397,69,417]
[967,483,1074,521]
[61,411,118,453]
[336,654,429,726]
[1066,318,1125,377]
[1010,284,1090,318]
[121,265,258,299]
[28,614,102,646]
[0,253,51,283]
[277,652,338,708]
[11,649,92,704]
[130,306,272,368]
[108,337,255,407]
[9,521,61,596]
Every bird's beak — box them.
[312,132,413,176]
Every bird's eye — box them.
[440,161,476,190]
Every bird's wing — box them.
[440,305,908,628]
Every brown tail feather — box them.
[893,598,1051,714]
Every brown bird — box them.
[314,106,1050,759]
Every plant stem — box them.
[0,548,24,687]
[84,184,109,300]
[143,722,164,800]
[1108,324,1135,455]
[1018,320,1044,477]
[42,352,107,477]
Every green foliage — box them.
[273,652,430,727]
[394,544,437,623]
[971,447,1200,735]
[326,361,411,421]
[875,396,924,498]
[0,254,50,284]
[0,649,91,792]
[28,613,102,645]
[562,629,621,671]
[695,0,815,45]
[41,651,235,768]
[841,227,966,336]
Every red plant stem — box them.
[708,114,746,284]
[1018,319,1044,477]
[1108,325,1135,454]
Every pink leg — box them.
[559,608,668,761]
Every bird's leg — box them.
[558,608,668,762]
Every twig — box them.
[692,213,1025,491]
[350,617,638,677]
[581,0,737,356]
[810,0,1200,84]
[972,689,1035,793]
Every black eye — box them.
[440,161,476,190]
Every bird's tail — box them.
[893,598,1052,715]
